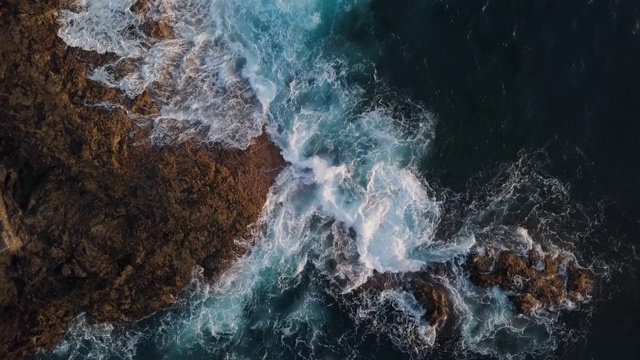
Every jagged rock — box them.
[330,222,453,331]
[468,247,594,314]
[131,0,176,39]
[360,271,451,330]
[0,1,285,359]
[567,264,594,301]
[409,277,450,328]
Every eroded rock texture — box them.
[0,1,285,358]
[359,271,452,331]
[468,248,594,314]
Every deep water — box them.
[40,0,640,359]
[366,0,640,357]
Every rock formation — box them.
[0,1,597,358]
[359,271,452,331]
[0,1,285,358]
[468,247,594,314]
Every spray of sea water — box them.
[48,0,606,358]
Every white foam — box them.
[57,0,145,57]
[354,163,438,272]
[58,0,266,148]
[53,0,601,358]
[55,315,142,360]
[360,288,438,349]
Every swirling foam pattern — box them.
[51,1,604,359]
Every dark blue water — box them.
[365,0,640,358]
[49,0,640,359]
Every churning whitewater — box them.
[49,0,602,359]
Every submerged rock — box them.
[468,247,594,314]
[0,1,285,358]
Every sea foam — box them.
[52,0,601,359]
[58,0,268,148]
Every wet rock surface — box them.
[330,224,452,332]
[360,271,452,331]
[130,0,176,40]
[468,248,594,314]
[0,1,285,358]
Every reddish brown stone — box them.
[0,1,285,358]
[410,278,450,328]
[468,247,594,315]
[567,264,594,301]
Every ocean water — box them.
[45,0,640,359]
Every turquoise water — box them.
[46,0,628,359]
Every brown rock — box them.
[130,0,176,40]
[142,19,176,40]
[130,0,152,14]
[567,264,594,301]
[468,247,594,315]
[0,1,285,359]
[360,272,451,330]
[513,293,538,314]
[410,278,450,328]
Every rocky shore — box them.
[0,1,597,358]
[468,247,594,314]
[0,1,285,358]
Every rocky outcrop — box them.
[130,0,176,39]
[330,224,452,331]
[409,276,451,329]
[0,1,285,359]
[360,271,452,330]
[468,248,594,314]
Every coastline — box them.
[0,1,605,358]
[0,1,285,358]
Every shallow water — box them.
[44,0,640,359]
